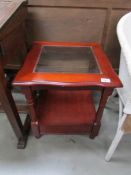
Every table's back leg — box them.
[0,63,30,149]
[22,87,40,138]
[90,88,113,139]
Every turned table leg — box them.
[90,88,113,138]
[22,87,40,138]
[0,64,30,149]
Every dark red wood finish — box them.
[0,2,30,148]
[0,62,30,148]
[13,42,122,139]
[13,41,121,88]
[38,90,96,135]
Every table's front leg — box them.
[90,88,113,139]
[0,63,30,149]
[22,87,40,138]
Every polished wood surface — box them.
[27,0,131,69]
[0,0,26,29]
[0,0,28,69]
[13,42,122,88]
[0,0,30,148]
[13,42,122,139]
[38,90,96,135]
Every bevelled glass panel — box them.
[35,46,100,73]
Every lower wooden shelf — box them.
[37,90,96,135]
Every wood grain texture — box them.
[0,0,26,29]
[0,4,27,39]
[0,59,30,148]
[27,0,131,68]
[28,0,131,8]
[13,41,122,88]
[0,1,30,148]
[38,90,96,135]
[13,41,121,139]
[27,7,106,42]
[104,9,130,67]
[1,24,27,68]
[22,86,40,138]
[0,3,28,68]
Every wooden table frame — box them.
[0,0,30,148]
[0,63,30,148]
[22,86,113,138]
[13,41,122,139]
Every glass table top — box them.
[35,46,100,74]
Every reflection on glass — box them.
[35,46,100,73]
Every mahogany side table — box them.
[13,41,122,139]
